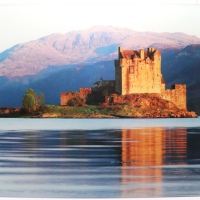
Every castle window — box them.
[129,66,134,73]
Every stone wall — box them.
[60,88,91,106]
[161,84,186,109]
[60,92,77,106]
[79,88,92,98]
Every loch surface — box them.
[0,118,200,198]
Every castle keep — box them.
[114,47,186,109]
[61,46,187,110]
[115,47,164,94]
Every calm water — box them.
[0,118,200,198]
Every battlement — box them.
[161,84,186,109]
[118,46,159,61]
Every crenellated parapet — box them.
[60,88,91,106]
[161,84,186,110]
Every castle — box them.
[114,47,186,109]
[61,46,187,110]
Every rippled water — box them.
[0,118,200,198]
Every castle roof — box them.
[121,50,134,59]
[121,50,140,59]
[119,46,161,61]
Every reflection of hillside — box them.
[121,128,187,197]
[187,128,200,163]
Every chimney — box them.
[140,49,144,59]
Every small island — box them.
[0,46,197,118]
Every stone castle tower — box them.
[114,46,187,110]
[115,46,165,95]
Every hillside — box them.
[1,26,200,77]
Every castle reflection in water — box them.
[121,128,187,197]
[121,128,187,166]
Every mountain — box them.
[1,26,200,77]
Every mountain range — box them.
[0,26,200,114]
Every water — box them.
[0,118,200,198]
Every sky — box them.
[0,0,200,52]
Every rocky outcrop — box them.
[105,94,198,118]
